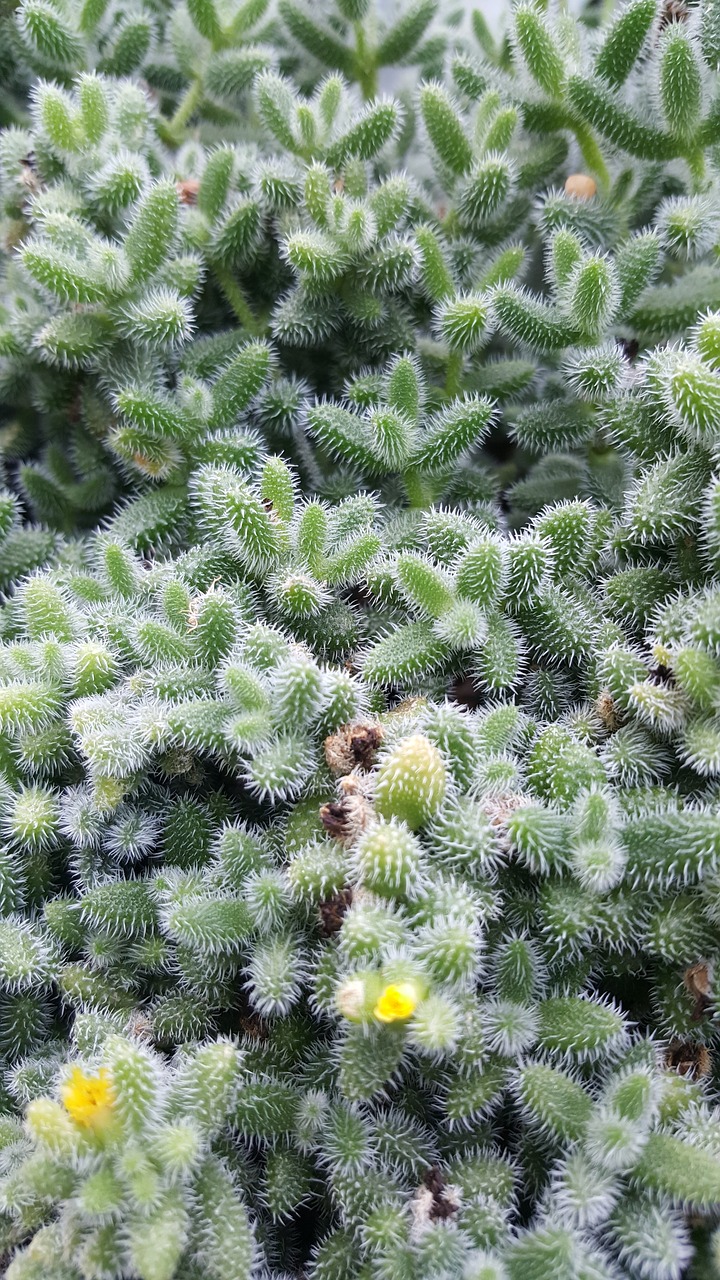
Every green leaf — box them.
[411,395,494,472]
[198,146,235,221]
[376,0,437,66]
[514,1063,592,1140]
[210,341,271,427]
[19,0,84,66]
[513,3,565,98]
[419,83,473,175]
[415,224,454,301]
[595,0,657,87]
[361,620,447,685]
[187,0,222,42]
[124,182,179,285]
[326,99,402,166]
[255,71,298,151]
[659,27,702,140]
[567,76,679,160]
[278,0,354,75]
[21,245,104,304]
[537,995,628,1058]
[635,1134,720,1207]
[98,16,153,76]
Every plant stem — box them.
[444,351,463,399]
[573,122,611,193]
[687,148,707,192]
[213,264,263,334]
[354,23,378,101]
[166,78,204,144]
[403,467,433,509]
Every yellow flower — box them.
[60,1067,115,1131]
[374,982,418,1024]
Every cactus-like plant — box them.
[3,0,720,1277]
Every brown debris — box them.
[659,0,688,28]
[19,151,41,196]
[319,773,375,844]
[324,721,384,776]
[422,1166,458,1222]
[319,795,369,843]
[665,1039,712,1079]
[481,791,527,853]
[318,888,353,937]
[176,178,200,205]
[320,801,353,841]
[684,962,714,1022]
[238,1011,269,1042]
[596,689,622,733]
[125,1011,154,1043]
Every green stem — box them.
[444,351,464,399]
[403,467,433,509]
[213,264,263,334]
[686,148,707,193]
[354,22,378,101]
[165,78,204,145]
[441,209,462,237]
[572,122,611,194]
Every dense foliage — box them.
[3,0,720,1276]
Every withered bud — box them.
[684,962,714,1021]
[665,1039,712,1079]
[410,1169,461,1239]
[125,1011,154,1043]
[318,888,353,936]
[422,1166,460,1221]
[176,178,200,205]
[324,721,384,776]
[596,689,622,733]
[659,0,688,29]
[238,1011,269,1042]
[481,790,527,853]
[319,773,376,844]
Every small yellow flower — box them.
[374,982,418,1024]
[60,1067,115,1131]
